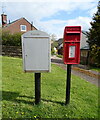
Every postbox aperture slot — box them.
[65,33,80,42]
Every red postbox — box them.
[63,26,81,64]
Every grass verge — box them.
[2,56,98,119]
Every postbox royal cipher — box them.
[63,26,81,64]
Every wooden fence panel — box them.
[2,45,22,57]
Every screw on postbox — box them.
[63,26,81,105]
[63,26,81,64]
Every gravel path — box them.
[51,56,99,87]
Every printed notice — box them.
[69,46,75,58]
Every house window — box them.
[20,25,27,31]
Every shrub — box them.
[2,31,22,46]
[51,48,55,55]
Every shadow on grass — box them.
[2,91,19,100]
[2,91,65,106]
[2,91,35,105]
[20,95,65,106]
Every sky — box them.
[0,0,99,39]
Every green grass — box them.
[90,67,100,72]
[2,56,98,119]
[56,54,63,58]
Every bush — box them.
[51,48,55,55]
[2,31,22,46]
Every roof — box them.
[57,38,63,45]
[81,45,89,50]
[80,31,89,49]
[3,17,37,30]
[57,43,63,49]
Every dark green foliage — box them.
[87,1,100,47]
[2,31,22,46]
[86,1,100,67]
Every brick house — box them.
[1,14,37,57]
[1,14,37,34]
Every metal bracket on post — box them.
[65,64,72,105]
[35,73,41,105]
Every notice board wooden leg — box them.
[35,73,41,105]
[65,64,72,105]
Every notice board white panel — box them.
[22,30,51,73]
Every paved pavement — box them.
[51,55,99,87]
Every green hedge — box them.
[2,31,22,46]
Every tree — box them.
[86,1,100,67]
[50,34,57,41]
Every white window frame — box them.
[20,25,27,31]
